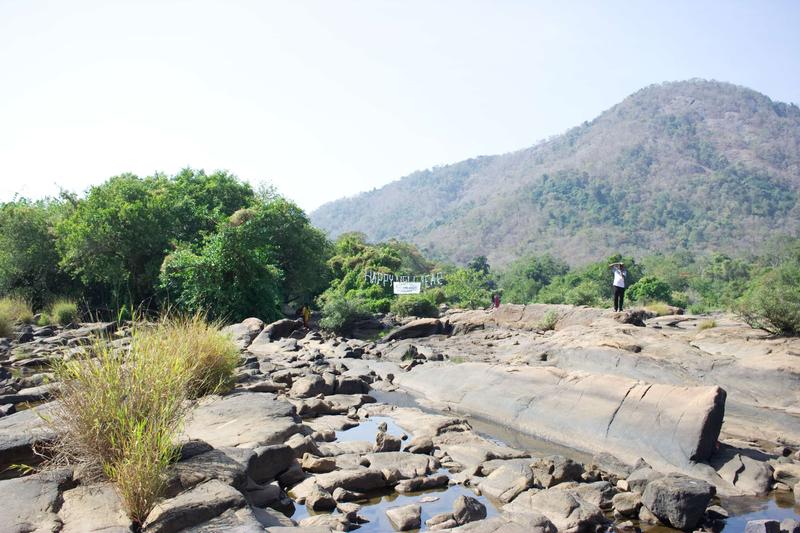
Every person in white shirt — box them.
[609,262,627,312]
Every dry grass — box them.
[697,319,717,331]
[0,297,34,336]
[48,314,238,525]
[50,299,79,326]
[537,309,559,331]
[643,301,672,316]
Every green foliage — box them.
[536,255,642,307]
[537,309,559,331]
[160,196,328,322]
[737,262,800,335]
[0,296,34,327]
[50,299,79,326]
[318,295,372,335]
[318,233,440,314]
[0,198,75,308]
[499,255,569,304]
[443,268,492,309]
[56,170,254,307]
[36,314,51,327]
[628,276,673,303]
[390,294,439,318]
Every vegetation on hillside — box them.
[311,80,800,266]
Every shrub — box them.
[48,315,238,525]
[537,309,559,331]
[697,319,717,331]
[318,295,372,335]
[390,294,439,318]
[628,276,672,304]
[737,264,800,335]
[0,315,11,338]
[0,296,34,325]
[50,299,79,326]
[37,314,52,327]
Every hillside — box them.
[311,79,800,266]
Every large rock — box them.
[641,473,715,530]
[453,495,487,525]
[290,468,388,501]
[183,507,265,532]
[143,479,245,532]
[476,463,534,503]
[382,318,447,342]
[745,520,780,533]
[504,487,606,532]
[386,503,422,530]
[181,393,303,449]
[396,362,726,469]
[715,449,774,494]
[59,482,131,532]
[0,404,58,478]
[262,318,303,342]
[0,468,74,533]
[361,451,438,479]
[222,318,265,350]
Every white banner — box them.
[393,282,421,294]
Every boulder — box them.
[395,362,726,469]
[182,507,265,532]
[375,431,402,452]
[0,468,74,533]
[222,318,265,350]
[290,375,328,398]
[386,503,422,531]
[262,318,303,341]
[298,514,356,531]
[504,487,606,532]
[569,481,616,510]
[59,482,131,533]
[167,448,249,495]
[641,473,714,530]
[361,451,437,479]
[626,464,663,495]
[290,468,388,501]
[396,473,449,493]
[716,451,774,494]
[302,453,337,473]
[382,318,446,342]
[476,463,533,503]
[404,435,434,454]
[305,483,336,511]
[781,518,800,533]
[247,444,295,483]
[612,491,641,518]
[774,463,800,487]
[181,393,302,449]
[0,404,58,477]
[531,455,583,488]
[453,495,487,525]
[143,479,245,532]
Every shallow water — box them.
[369,388,800,531]
[291,479,500,532]
[335,415,408,443]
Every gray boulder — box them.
[222,318,264,350]
[641,473,714,530]
[59,482,131,533]
[262,318,303,341]
[504,487,606,532]
[143,479,245,532]
[386,503,422,531]
[781,518,800,533]
[0,404,58,477]
[382,318,446,342]
[453,495,487,525]
[745,520,780,533]
[0,468,74,533]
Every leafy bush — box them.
[0,296,34,325]
[319,295,373,335]
[50,299,79,326]
[737,264,800,335]
[0,315,11,338]
[37,314,52,327]
[537,309,559,331]
[49,315,238,525]
[443,268,492,309]
[628,276,673,303]
[390,294,439,318]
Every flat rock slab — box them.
[0,403,58,478]
[143,479,245,532]
[59,482,131,532]
[0,468,74,533]
[181,393,303,449]
[396,362,725,470]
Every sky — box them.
[1,1,799,211]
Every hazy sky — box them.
[1,1,799,211]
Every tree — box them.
[0,198,75,308]
[159,195,330,322]
[498,254,569,304]
[443,267,492,309]
[628,276,673,303]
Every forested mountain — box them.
[311,79,800,266]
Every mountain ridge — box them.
[311,79,800,266]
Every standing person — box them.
[609,262,627,312]
[302,304,311,328]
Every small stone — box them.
[301,453,336,473]
[616,479,630,491]
[706,504,729,519]
[612,491,642,517]
[419,496,440,503]
[377,421,388,432]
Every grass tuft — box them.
[537,309,559,331]
[0,296,34,330]
[48,313,238,525]
[643,301,672,316]
[697,319,717,331]
[50,299,79,326]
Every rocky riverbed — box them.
[1,305,799,532]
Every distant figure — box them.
[302,305,311,328]
[492,293,501,309]
[609,262,627,312]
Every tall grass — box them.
[50,299,79,326]
[697,319,717,331]
[0,296,34,336]
[537,309,559,331]
[49,314,238,525]
[643,301,672,316]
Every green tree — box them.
[738,261,800,335]
[498,254,569,304]
[628,275,673,303]
[443,267,492,309]
[0,198,75,308]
